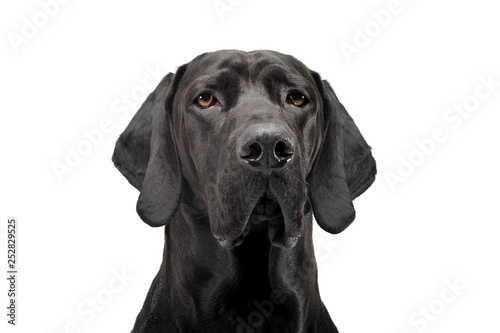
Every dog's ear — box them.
[112,66,187,227]
[308,73,376,234]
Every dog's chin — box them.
[217,189,303,249]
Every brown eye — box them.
[286,92,308,107]
[196,93,218,109]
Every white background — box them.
[1,0,499,332]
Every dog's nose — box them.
[237,123,294,170]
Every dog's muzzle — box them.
[213,122,304,250]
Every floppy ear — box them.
[308,74,376,234]
[112,67,186,227]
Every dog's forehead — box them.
[182,50,312,85]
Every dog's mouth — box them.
[251,189,282,219]
[216,188,302,249]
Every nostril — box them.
[241,142,263,162]
[274,141,294,162]
[237,124,294,171]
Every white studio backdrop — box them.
[1,0,499,332]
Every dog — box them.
[113,50,376,333]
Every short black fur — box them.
[112,50,376,333]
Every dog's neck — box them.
[152,187,322,331]
[171,195,318,292]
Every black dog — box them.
[113,50,376,333]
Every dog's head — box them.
[113,50,376,249]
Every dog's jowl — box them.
[113,50,376,333]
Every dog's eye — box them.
[286,92,308,107]
[195,93,218,109]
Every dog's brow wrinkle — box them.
[246,52,253,88]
